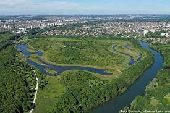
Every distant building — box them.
[161,33,169,37]
[16,28,26,34]
[150,29,156,33]
[143,30,149,36]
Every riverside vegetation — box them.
[19,36,154,113]
[123,43,170,112]
[0,33,46,113]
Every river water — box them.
[90,41,164,113]
[16,44,112,75]
[17,41,163,113]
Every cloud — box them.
[0,0,80,14]
[0,0,170,15]
[1,0,111,15]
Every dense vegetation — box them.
[27,37,147,75]
[153,44,170,66]
[0,32,21,51]
[0,32,12,42]
[145,31,166,39]
[49,53,152,113]
[0,32,12,49]
[28,38,124,67]
[29,37,153,113]
[125,43,170,113]
[0,33,38,113]
[49,70,116,113]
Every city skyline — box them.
[1,1,170,113]
[0,0,170,15]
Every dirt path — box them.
[29,71,39,113]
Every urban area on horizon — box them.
[0,0,170,113]
[1,15,170,43]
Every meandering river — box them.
[17,41,163,113]
[17,41,140,76]
[16,44,112,75]
[90,41,164,113]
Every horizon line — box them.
[1,13,170,16]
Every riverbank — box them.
[19,38,153,113]
[26,37,146,75]
[90,41,156,113]
[124,43,170,113]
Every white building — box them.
[161,33,169,37]
[150,29,156,33]
[143,30,149,36]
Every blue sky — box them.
[0,0,170,15]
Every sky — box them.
[0,0,170,15]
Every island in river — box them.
[17,36,153,113]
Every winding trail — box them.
[29,71,39,113]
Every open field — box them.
[33,76,65,113]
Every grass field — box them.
[34,76,65,113]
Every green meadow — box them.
[20,36,152,113]
[27,37,147,77]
